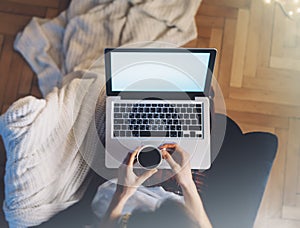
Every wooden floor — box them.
[0,0,300,227]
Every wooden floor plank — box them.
[217,18,236,97]
[230,9,249,87]
[195,15,225,29]
[229,87,300,107]
[18,62,34,96]
[7,0,60,8]
[283,118,300,207]
[243,0,264,77]
[257,2,274,68]
[198,2,238,18]
[0,36,14,113]
[0,1,46,17]
[271,5,285,57]
[270,56,300,72]
[0,12,31,35]
[209,28,223,79]
[225,98,300,118]
[3,51,24,106]
[226,110,289,129]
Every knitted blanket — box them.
[0,0,201,226]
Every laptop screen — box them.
[105,48,216,98]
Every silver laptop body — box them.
[105,48,216,169]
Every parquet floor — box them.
[0,0,300,227]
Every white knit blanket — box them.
[0,0,201,226]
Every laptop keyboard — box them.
[113,102,203,138]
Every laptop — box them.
[105,48,216,169]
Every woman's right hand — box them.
[159,143,193,188]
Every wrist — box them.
[178,178,195,190]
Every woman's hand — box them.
[159,143,212,228]
[116,147,158,199]
[159,143,193,188]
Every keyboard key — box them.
[114,119,123,124]
[154,114,159,118]
[163,108,168,113]
[143,119,148,124]
[184,114,189,119]
[137,119,142,124]
[166,114,171,119]
[170,131,177,137]
[132,131,139,137]
[158,104,163,107]
[135,113,140,118]
[176,125,181,130]
[187,108,192,113]
[189,125,201,131]
[196,104,201,107]
[141,113,147,118]
[152,104,157,107]
[120,131,125,137]
[192,120,197,125]
[126,131,131,137]
[123,113,129,118]
[196,134,202,137]
[114,113,122,118]
[157,108,162,113]
[183,125,188,130]
[114,131,120,137]
[130,119,136,124]
[134,125,139,130]
[129,113,134,118]
[157,125,163,130]
[145,108,150,112]
[147,113,153,118]
[138,108,143,112]
[125,119,130,124]
[190,114,195,119]
[114,103,120,107]
[142,131,169,137]
[164,104,170,107]
[190,131,195,137]
[140,125,145,130]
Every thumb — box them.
[163,150,179,171]
[138,169,158,184]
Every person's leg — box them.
[199,114,278,228]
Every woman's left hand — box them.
[116,147,158,198]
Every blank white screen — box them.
[111,52,210,92]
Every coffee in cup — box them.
[137,145,162,169]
